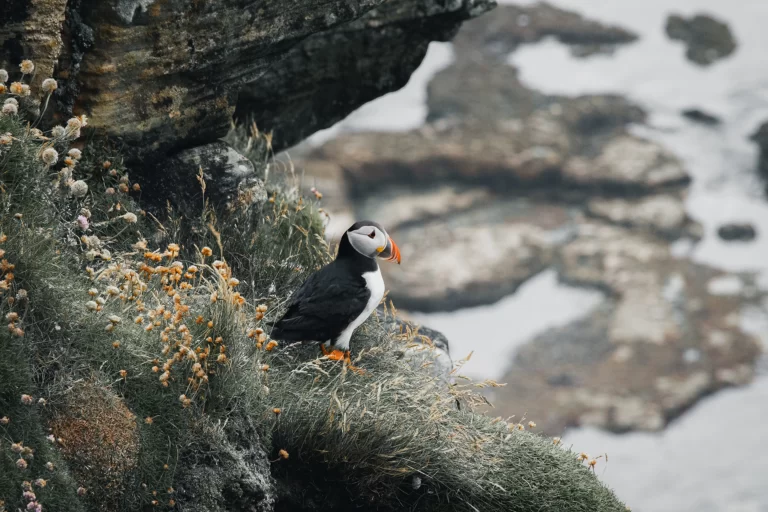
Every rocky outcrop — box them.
[235,1,492,152]
[495,224,762,433]
[0,0,493,162]
[665,13,737,66]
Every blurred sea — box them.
[310,1,768,510]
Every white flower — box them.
[51,126,66,138]
[0,134,12,146]
[121,212,138,224]
[67,117,82,130]
[41,78,57,93]
[21,84,30,96]
[0,69,7,82]
[4,98,18,106]
[67,148,82,160]
[108,314,121,324]
[41,147,58,165]
[20,60,34,74]
[69,180,88,198]
[2,103,18,115]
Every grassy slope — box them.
[0,106,627,511]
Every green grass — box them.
[0,93,628,511]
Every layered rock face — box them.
[297,3,764,434]
[0,0,493,162]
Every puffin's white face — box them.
[347,224,401,263]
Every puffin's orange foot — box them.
[343,350,367,375]
[325,349,345,361]
[320,344,331,356]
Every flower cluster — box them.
[85,240,274,407]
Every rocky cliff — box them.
[1,0,493,162]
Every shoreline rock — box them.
[665,13,737,66]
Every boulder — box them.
[665,13,737,66]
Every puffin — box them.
[270,221,401,370]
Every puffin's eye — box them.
[367,231,376,239]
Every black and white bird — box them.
[269,221,401,370]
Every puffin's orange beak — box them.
[383,236,401,264]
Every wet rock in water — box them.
[682,108,722,126]
[563,135,690,192]
[494,225,762,434]
[452,2,638,59]
[586,195,702,240]
[141,142,267,216]
[749,121,768,186]
[665,13,737,66]
[379,200,573,312]
[717,223,757,242]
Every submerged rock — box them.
[665,13,737,66]
[717,223,757,242]
[682,108,722,126]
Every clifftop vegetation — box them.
[0,67,626,512]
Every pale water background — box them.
[309,1,768,510]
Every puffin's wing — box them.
[270,265,370,342]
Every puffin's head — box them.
[345,220,401,264]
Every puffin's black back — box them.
[269,229,377,343]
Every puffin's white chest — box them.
[334,268,385,350]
